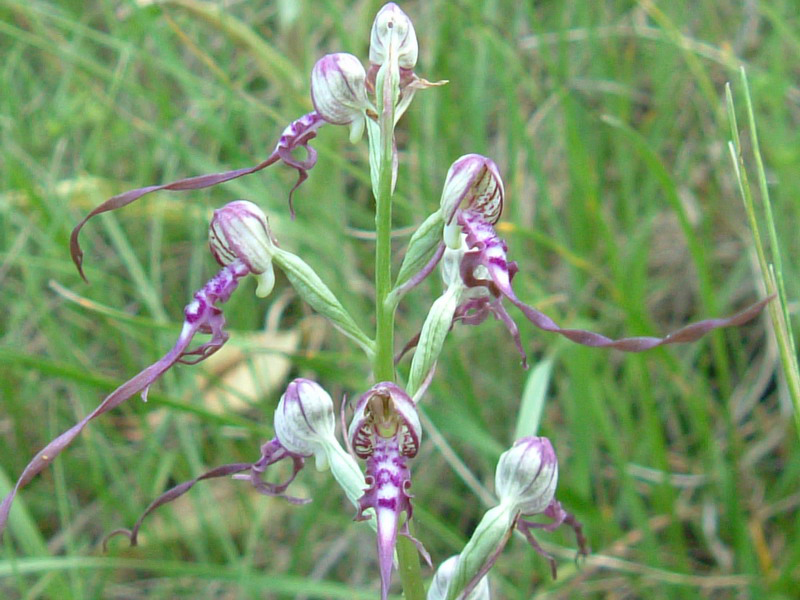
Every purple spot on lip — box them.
[377,498,397,510]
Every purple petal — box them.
[454,296,528,368]
[459,211,773,352]
[71,112,325,281]
[516,516,559,579]
[104,462,253,548]
[354,436,414,600]
[508,288,774,351]
[240,438,311,505]
[516,499,589,579]
[0,262,249,539]
[104,438,314,548]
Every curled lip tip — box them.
[70,112,326,279]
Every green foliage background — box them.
[1,0,798,598]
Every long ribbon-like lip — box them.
[71,112,325,282]
[0,261,250,539]
[457,210,774,353]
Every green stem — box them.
[371,58,425,600]
[374,122,395,383]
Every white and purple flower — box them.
[348,382,428,600]
[444,437,587,600]
[452,207,772,364]
[0,205,278,536]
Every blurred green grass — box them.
[1,0,798,598]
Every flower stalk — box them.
[373,64,398,384]
[371,58,427,600]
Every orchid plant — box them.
[0,4,772,599]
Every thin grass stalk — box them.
[725,70,800,442]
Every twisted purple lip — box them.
[0,260,251,538]
[70,112,326,281]
[453,210,773,364]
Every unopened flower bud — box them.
[274,378,336,470]
[311,53,368,142]
[428,555,491,600]
[440,155,504,248]
[495,436,558,515]
[209,200,277,297]
[369,2,418,70]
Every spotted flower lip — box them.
[0,257,255,538]
[349,381,421,459]
[348,382,426,600]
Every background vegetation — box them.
[1,0,798,598]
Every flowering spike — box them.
[348,382,423,600]
[311,53,368,142]
[0,259,254,538]
[454,210,773,355]
[209,200,278,297]
[70,112,326,281]
[440,155,504,248]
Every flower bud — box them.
[310,53,368,142]
[440,155,504,248]
[428,555,491,600]
[274,379,336,470]
[369,3,418,70]
[209,200,277,297]
[495,437,558,516]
